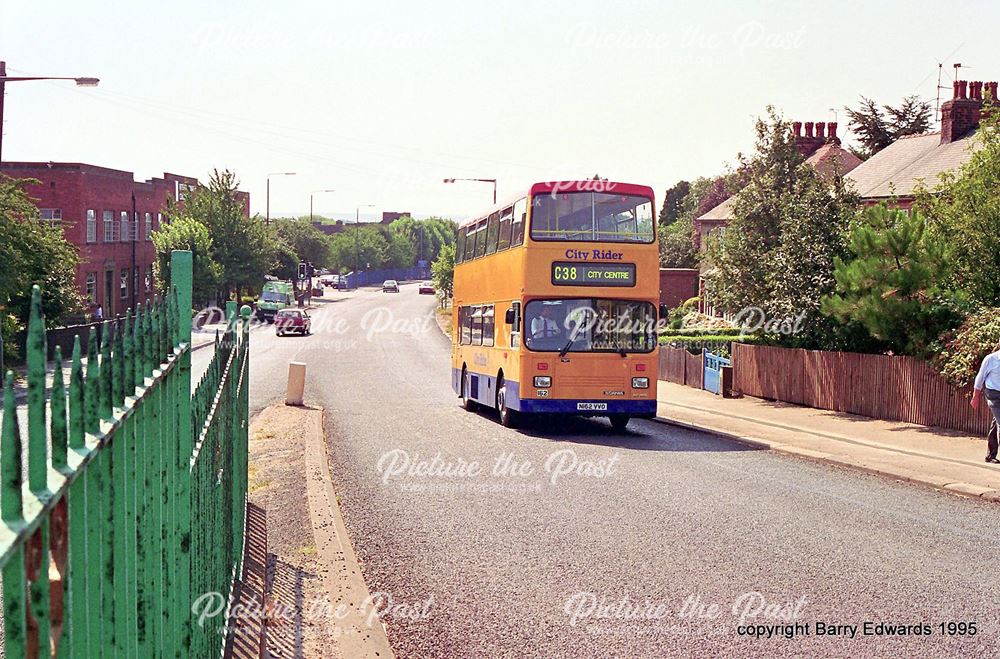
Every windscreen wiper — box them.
[559,338,575,358]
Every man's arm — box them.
[975,355,992,391]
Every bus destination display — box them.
[551,262,636,287]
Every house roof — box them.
[698,196,736,222]
[694,142,861,223]
[845,131,979,199]
[805,143,863,179]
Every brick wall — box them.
[659,268,699,309]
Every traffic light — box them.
[297,262,307,280]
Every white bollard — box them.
[286,361,306,406]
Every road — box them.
[242,284,1000,658]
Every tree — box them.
[705,108,860,348]
[658,217,698,268]
[0,175,82,331]
[272,218,331,268]
[388,215,457,264]
[431,243,455,303]
[917,108,1000,307]
[821,205,966,357]
[658,180,690,227]
[845,95,931,159]
[176,170,275,300]
[328,225,390,272]
[151,216,221,305]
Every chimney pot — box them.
[816,122,826,139]
[989,82,999,102]
[804,121,814,138]
[828,121,838,140]
[972,81,983,100]
[792,121,802,137]
[953,80,960,98]
[959,80,968,99]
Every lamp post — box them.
[443,177,497,205]
[0,60,99,163]
[265,172,296,225]
[310,189,335,223]
[355,204,375,284]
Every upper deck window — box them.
[530,192,654,243]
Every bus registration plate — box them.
[577,402,608,411]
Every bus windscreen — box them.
[524,299,657,353]
[530,192,654,243]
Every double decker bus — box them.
[451,181,658,430]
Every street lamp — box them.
[443,177,497,204]
[355,204,375,280]
[310,189,335,223]
[265,172,296,225]
[0,61,100,163]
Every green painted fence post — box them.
[170,250,194,656]
[2,372,27,658]
[26,286,52,657]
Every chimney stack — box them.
[941,79,991,144]
[791,119,834,156]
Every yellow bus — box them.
[451,181,659,430]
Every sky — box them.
[1,0,996,221]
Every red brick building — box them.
[0,162,248,318]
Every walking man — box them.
[971,340,1000,463]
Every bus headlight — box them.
[631,377,649,389]
[533,376,551,388]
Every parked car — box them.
[418,281,435,295]
[275,309,312,336]
[382,279,399,293]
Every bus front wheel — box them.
[496,374,517,428]
[609,415,630,432]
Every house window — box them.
[38,209,62,228]
[86,209,97,243]
[103,211,117,242]
[120,269,129,299]
[133,212,140,242]
[145,212,152,240]
[133,267,139,297]
[120,211,130,242]
[157,212,163,229]
[145,266,153,292]
[86,273,97,304]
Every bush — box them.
[665,296,700,330]
[1,312,22,366]
[680,311,735,331]
[658,334,762,358]
[658,327,746,338]
[933,309,1000,386]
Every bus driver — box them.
[530,305,563,340]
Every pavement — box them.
[654,382,1000,502]
[245,282,1000,658]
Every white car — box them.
[382,279,399,293]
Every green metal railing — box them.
[0,250,251,657]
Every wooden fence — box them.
[0,251,251,658]
[658,347,703,389]
[732,343,992,435]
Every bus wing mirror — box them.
[505,308,516,325]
